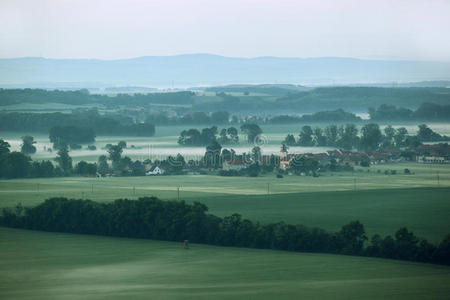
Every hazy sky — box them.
[1,0,450,61]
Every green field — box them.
[1,162,449,241]
[2,131,450,298]
[0,227,449,299]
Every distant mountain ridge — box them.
[1,54,450,87]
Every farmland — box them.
[1,227,449,299]
[1,162,449,241]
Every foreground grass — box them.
[0,227,449,299]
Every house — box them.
[146,166,165,175]
[96,170,115,177]
[312,152,332,166]
[222,159,245,171]
[416,155,450,164]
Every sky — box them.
[1,0,450,61]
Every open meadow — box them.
[1,162,449,241]
[1,227,449,300]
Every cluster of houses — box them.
[222,143,450,172]
[97,143,450,177]
[96,164,165,177]
[224,145,399,171]
[415,144,450,164]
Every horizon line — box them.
[0,53,449,63]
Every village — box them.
[95,142,450,178]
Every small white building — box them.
[416,156,449,164]
[146,166,165,175]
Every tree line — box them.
[1,88,449,120]
[0,136,192,179]
[0,88,193,107]
[274,87,450,113]
[178,126,238,146]
[0,110,155,136]
[284,123,449,151]
[178,124,263,146]
[0,139,87,178]
[1,197,448,265]
[369,103,450,121]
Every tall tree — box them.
[0,139,11,155]
[283,134,296,146]
[337,124,359,150]
[360,123,382,151]
[217,128,229,144]
[204,140,222,169]
[313,127,327,146]
[298,126,314,146]
[21,135,37,154]
[240,123,262,143]
[381,125,396,149]
[55,145,72,175]
[0,152,31,178]
[227,127,239,144]
[97,155,109,173]
[325,125,339,146]
[339,220,367,254]
[394,127,408,147]
[417,124,444,142]
[107,144,123,170]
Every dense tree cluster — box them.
[0,138,99,178]
[178,126,239,146]
[240,123,263,143]
[0,139,58,178]
[417,124,449,142]
[284,124,362,150]
[0,89,193,107]
[0,111,155,137]
[74,161,97,176]
[106,91,195,106]
[193,92,243,112]
[148,111,230,125]
[288,156,320,175]
[1,88,449,121]
[370,103,450,121]
[284,123,448,151]
[1,197,448,265]
[49,126,96,149]
[269,109,361,124]
[0,88,93,106]
[275,87,450,113]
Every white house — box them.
[146,166,165,175]
[416,156,449,164]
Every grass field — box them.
[0,227,449,299]
[1,128,450,299]
[1,162,449,241]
